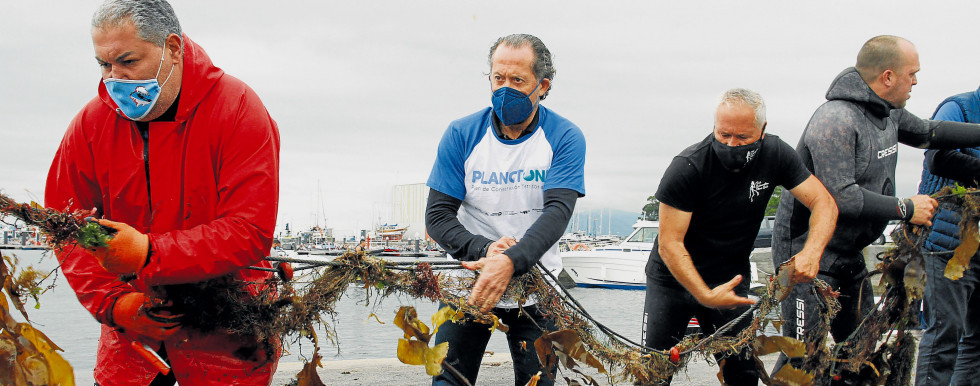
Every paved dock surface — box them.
[271,353,782,385]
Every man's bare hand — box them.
[909,195,938,226]
[694,275,756,309]
[461,254,515,313]
[486,236,517,257]
[791,254,820,283]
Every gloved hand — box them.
[112,292,181,342]
[90,219,149,276]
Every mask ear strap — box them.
[160,58,176,88]
[158,36,182,88]
[529,81,541,97]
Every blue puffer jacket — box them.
[918,88,980,252]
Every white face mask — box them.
[102,45,175,120]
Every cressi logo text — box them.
[877,144,897,159]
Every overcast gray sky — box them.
[4,1,980,237]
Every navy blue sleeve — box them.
[425,188,493,261]
[504,188,578,275]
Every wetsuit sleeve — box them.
[924,150,980,186]
[655,156,699,212]
[925,102,980,185]
[895,108,980,149]
[504,188,578,275]
[805,108,907,221]
[425,188,494,261]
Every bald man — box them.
[772,35,980,384]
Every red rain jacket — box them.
[45,35,281,385]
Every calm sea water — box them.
[6,248,648,384]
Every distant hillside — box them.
[565,208,642,237]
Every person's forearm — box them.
[659,242,710,299]
[798,194,837,258]
[424,189,493,261]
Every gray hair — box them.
[855,35,911,84]
[718,88,766,129]
[92,0,182,47]
[488,34,556,100]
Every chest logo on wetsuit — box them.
[749,180,770,202]
[877,144,897,159]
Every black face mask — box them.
[712,136,763,172]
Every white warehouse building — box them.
[391,183,429,240]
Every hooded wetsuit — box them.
[772,67,980,382]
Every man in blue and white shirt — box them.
[425,34,586,386]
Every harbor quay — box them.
[270,352,784,385]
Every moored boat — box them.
[560,220,657,290]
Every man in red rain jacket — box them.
[45,0,280,384]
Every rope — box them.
[261,255,770,360]
[534,262,658,352]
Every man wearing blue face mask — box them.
[425,34,586,386]
[644,88,838,385]
[45,0,280,384]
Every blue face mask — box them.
[491,82,541,126]
[103,45,175,121]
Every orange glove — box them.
[90,219,150,276]
[112,292,181,342]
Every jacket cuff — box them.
[505,246,533,276]
[479,240,493,258]
[104,294,121,327]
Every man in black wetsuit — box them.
[772,35,980,384]
[644,88,838,385]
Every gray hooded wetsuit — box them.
[774,67,933,265]
[772,67,935,382]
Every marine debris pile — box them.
[4,188,980,385]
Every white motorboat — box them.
[560,220,658,290]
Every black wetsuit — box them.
[644,133,810,386]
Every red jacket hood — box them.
[97,34,224,122]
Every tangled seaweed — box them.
[0,192,110,250]
[9,188,980,385]
[1,191,837,384]
[804,184,980,385]
[160,250,839,385]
